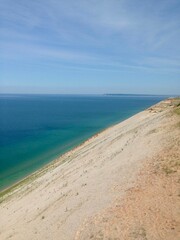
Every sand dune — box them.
[0,98,179,240]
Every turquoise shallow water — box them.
[0,94,166,191]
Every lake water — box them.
[0,94,166,191]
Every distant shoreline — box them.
[0,93,174,97]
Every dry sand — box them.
[0,98,179,240]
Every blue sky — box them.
[0,0,180,94]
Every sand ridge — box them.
[0,98,179,240]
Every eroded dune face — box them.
[0,99,180,240]
[75,99,180,240]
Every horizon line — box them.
[0,93,177,97]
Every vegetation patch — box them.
[131,227,147,240]
[162,166,177,175]
[173,98,180,115]
[174,107,180,115]
[161,155,180,175]
[147,128,158,135]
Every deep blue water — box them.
[0,94,166,191]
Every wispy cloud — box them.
[1,0,180,75]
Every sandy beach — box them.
[0,98,179,240]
